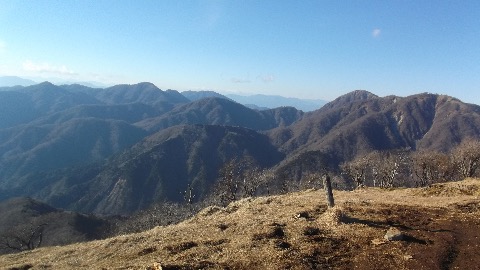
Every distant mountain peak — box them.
[321,90,378,109]
[135,82,159,88]
[338,90,377,101]
[0,76,37,87]
[181,90,230,102]
[37,81,56,87]
[111,82,160,91]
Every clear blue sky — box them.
[0,1,479,103]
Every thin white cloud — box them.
[199,1,225,30]
[258,74,275,83]
[231,77,251,83]
[23,60,77,75]
[372,28,381,38]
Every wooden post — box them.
[323,174,335,207]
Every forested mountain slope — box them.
[270,91,480,168]
[1,83,480,217]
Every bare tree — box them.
[340,155,370,188]
[215,158,241,206]
[451,139,480,179]
[213,157,273,206]
[182,184,195,205]
[300,171,325,190]
[411,150,453,186]
[110,202,194,235]
[369,150,410,188]
[242,167,273,197]
[0,221,47,252]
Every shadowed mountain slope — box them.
[25,103,167,126]
[137,97,304,133]
[3,125,284,215]
[0,82,190,195]
[0,82,102,129]
[0,82,187,129]
[0,118,147,188]
[1,85,480,218]
[73,125,284,215]
[270,91,480,162]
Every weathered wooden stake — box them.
[323,174,335,207]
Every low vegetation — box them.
[2,138,479,257]
[341,138,480,188]
[1,179,479,269]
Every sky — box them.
[0,1,479,103]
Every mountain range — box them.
[181,90,327,112]
[0,76,326,112]
[225,93,327,112]
[0,76,37,87]
[1,82,480,215]
[0,75,109,88]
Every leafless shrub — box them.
[340,155,370,188]
[451,138,480,179]
[411,150,454,186]
[341,149,412,188]
[212,157,274,206]
[368,150,410,188]
[110,202,195,235]
[0,219,47,253]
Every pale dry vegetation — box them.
[341,139,480,189]
[1,179,480,270]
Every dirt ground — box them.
[1,179,479,270]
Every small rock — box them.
[295,211,310,219]
[404,255,413,260]
[384,227,404,241]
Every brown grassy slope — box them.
[2,179,480,270]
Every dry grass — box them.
[1,179,480,269]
